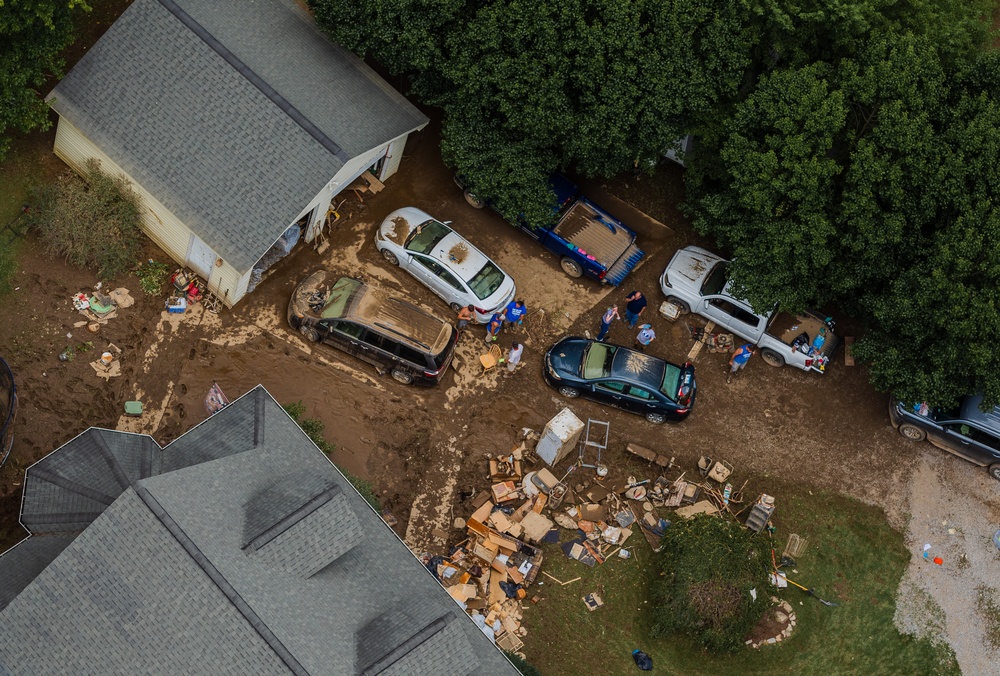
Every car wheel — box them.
[761,348,785,368]
[391,368,414,385]
[665,296,690,314]
[558,386,580,398]
[299,325,320,342]
[463,189,486,209]
[560,257,583,278]
[381,249,400,266]
[646,412,667,424]
[898,424,926,442]
[989,464,1000,481]
[449,302,463,313]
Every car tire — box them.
[450,302,463,313]
[898,424,926,442]
[646,412,667,424]
[464,189,486,209]
[989,464,1000,481]
[560,257,584,278]
[299,325,320,343]
[558,386,580,398]
[761,348,785,368]
[381,249,400,266]
[665,296,690,314]
[391,368,414,385]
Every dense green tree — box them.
[688,32,1000,405]
[0,0,87,160]
[309,0,755,225]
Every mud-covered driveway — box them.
[1,120,997,671]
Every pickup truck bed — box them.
[553,200,644,286]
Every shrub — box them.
[504,652,541,675]
[652,515,772,653]
[134,259,170,295]
[28,159,144,281]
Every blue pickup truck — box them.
[455,174,645,285]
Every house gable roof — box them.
[46,0,427,274]
[0,387,515,675]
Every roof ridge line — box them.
[155,0,350,164]
[28,467,118,507]
[242,483,341,552]
[133,485,310,676]
[93,430,132,491]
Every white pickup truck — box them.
[660,246,839,373]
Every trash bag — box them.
[632,650,653,670]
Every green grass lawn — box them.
[520,482,957,675]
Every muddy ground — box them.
[1,118,997,671]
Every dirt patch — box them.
[387,216,409,245]
[747,604,792,644]
[447,241,468,264]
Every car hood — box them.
[379,207,429,246]
[289,270,332,318]
[547,337,587,376]
[667,246,723,290]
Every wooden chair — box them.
[480,344,502,373]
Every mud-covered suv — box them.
[287,272,456,386]
[889,396,1000,480]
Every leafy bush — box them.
[282,401,381,511]
[504,652,541,675]
[28,159,144,281]
[134,259,170,295]
[653,515,771,653]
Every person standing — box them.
[503,341,524,378]
[597,305,619,341]
[634,324,655,352]
[728,343,756,383]
[485,312,504,343]
[504,300,527,329]
[624,290,647,328]
[456,305,474,332]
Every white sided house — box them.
[46,0,428,307]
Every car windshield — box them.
[582,342,617,379]
[660,363,683,402]
[468,261,505,300]
[700,261,728,296]
[321,277,362,319]
[405,220,450,254]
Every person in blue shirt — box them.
[503,300,527,329]
[728,343,756,383]
[485,312,504,343]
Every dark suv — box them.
[889,397,1000,480]
[288,272,456,386]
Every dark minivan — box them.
[889,397,1000,480]
[288,272,456,386]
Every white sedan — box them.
[375,207,516,323]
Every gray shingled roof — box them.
[46,0,427,273]
[0,387,517,675]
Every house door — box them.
[186,234,217,279]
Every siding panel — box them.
[54,118,191,265]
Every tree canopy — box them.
[0,1,87,160]
[308,0,1000,405]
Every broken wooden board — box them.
[675,500,720,519]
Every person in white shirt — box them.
[504,341,524,378]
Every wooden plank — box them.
[844,336,855,366]
[687,321,715,361]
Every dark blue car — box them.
[455,174,644,285]
[543,337,696,424]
